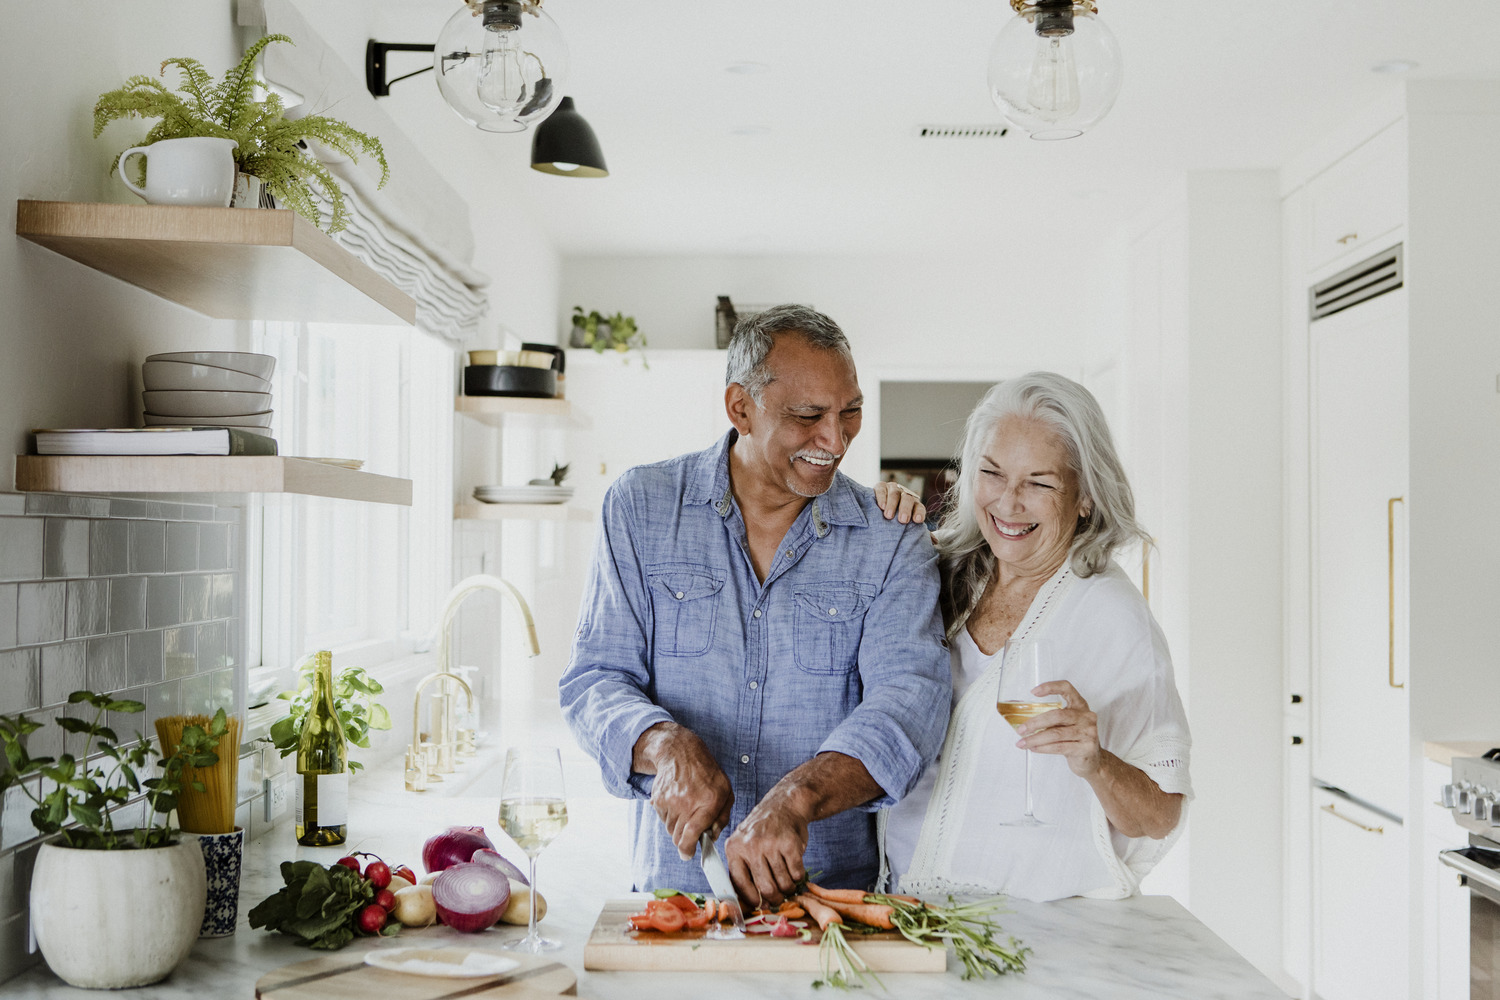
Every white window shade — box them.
[241,0,489,343]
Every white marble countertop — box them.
[5,701,1289,999]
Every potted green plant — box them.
[0,693,229,988]
[268,658,392,770]
[93,34,388,234]
[571,306,648,366]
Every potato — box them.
[387,875,414,892]
[392,884,437,927]
[498,881,547,925]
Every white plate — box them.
[363,948,519,979]
[143,412,274,428]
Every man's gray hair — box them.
[934,371,1149,636]
[725,304,852,403]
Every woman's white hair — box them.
[934,371,1148,636]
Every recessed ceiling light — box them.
[1371,59,1418,75]
[725,61,769,75]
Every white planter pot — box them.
[30,840,206,989]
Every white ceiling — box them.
[366,1,1500,257]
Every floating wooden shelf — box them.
[15,200,415,325]
[454,502,591,522]
[455,396,571,426]
[16,456,412,506]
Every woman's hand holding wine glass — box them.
[1014,679,1104,778]
[996,640,1064,826]
[499,746,568,953]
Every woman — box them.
[876,372,1191,901]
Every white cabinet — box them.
[1312,787,1409,1000]
[1304,120,1408,274]
[1309,287,1409,818]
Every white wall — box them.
[559,251,1121,369]
[0,1,249,460]
[1124,172,1287,988]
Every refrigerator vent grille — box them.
[915,125,1009,139]
[1309,243,1403,321]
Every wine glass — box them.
[499,746,569,952]
[996,639,1063,826]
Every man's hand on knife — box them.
[633,721,733,860]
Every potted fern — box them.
[93,34,388,234]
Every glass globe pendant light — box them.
[433,0,568,133]
[987,0,1122,140]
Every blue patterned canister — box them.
[193,828,245,937]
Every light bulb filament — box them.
[1026,36,1080,120]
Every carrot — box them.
[805,881,870,904]
[808,896,896,930]
[796,894,843,931]
[778,905,806,919]
[876,892,922,905]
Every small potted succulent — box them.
[0,693,229,988]
[93,34,388,234]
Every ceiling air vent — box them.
[915,125,1009,139]
[1309,243,1403,321]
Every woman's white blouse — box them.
[883,560,1192,902]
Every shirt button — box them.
[749,680,758,690]
[785,549,794,558]
[753,609,762,618]
[675,591,684,600]
[740,754,750,764]
[828,608,838,616]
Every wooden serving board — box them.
[582,898,948,973]
[254,949,576,999]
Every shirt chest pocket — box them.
[647,564,725,657]
[791,583,876,674]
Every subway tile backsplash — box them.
[0,503,246,984]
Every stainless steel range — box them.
[1439,751,1500,999]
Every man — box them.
[559,304,949,904]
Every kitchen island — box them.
[5,703,1288,999]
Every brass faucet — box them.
[404,575,541,792]
[406,671,473,791]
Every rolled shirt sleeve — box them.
[559,482,674,799]
[818,522,950,808]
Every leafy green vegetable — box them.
[248,859,398,949]
[268,658,391,771]
[881,894,1029,980]
[0,694,227,850]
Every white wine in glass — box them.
[500,746,568,953]
[996,640,1062,826]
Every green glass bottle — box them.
[295,650,348,846]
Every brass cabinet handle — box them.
[1388,497,1405,689]
[1322,802,1383,834]
[1338,232,1359,245]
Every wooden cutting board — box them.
[254,948,577,999]
[582,899,948,973]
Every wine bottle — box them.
[295,650,348,846]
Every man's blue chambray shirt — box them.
[559,431,951,893]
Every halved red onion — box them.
[430,862,511,933]
[422,826,496,874]
[470,847,529,886]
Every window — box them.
[249,320,453,678]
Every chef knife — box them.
[698,831,746,937]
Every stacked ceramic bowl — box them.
[141,352,276,432]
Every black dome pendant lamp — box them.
[530,96,608,177]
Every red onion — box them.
[422,825,496,874]
[430,863,511,933]
[471,847,529,886]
